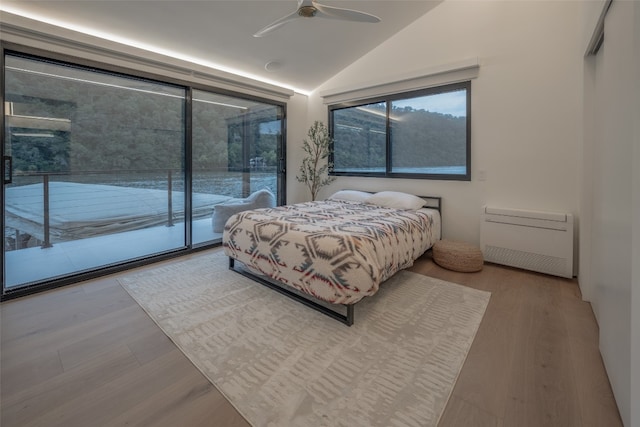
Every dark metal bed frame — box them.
[227,195,442,326]
[228,257,356,325]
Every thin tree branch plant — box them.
[296,121,336,201]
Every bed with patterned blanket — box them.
[222,191,441,325]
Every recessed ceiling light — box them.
[264,61,282,72]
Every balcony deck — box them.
[5,217,220,289]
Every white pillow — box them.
[367,191,425,210]
[327,190,371,203]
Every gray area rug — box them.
[119,250,490,427]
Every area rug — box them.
[118,250,490,427]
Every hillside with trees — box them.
[5,56,281,181]
[332,102,466,172]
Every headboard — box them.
[419,196,441,213]
[340,190,442,238]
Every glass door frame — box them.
[1,42,287,301]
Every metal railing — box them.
[7,169,180,249]
[4,167,278,251]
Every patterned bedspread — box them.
[222,200,441,305]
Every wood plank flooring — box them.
[1,248,623,426]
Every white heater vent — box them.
[480,206,574,278]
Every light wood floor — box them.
[1,248,623,427]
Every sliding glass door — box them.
[192,89,284,245]
[2,49,286,296]
[3,52,188,291]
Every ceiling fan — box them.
[253,0,381,37]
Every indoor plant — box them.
[296,121,336,201]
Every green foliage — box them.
[296,121,336,201]
[5,62,282,177]
[333,105,467,171]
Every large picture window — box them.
[329,81,471,180]
[2,47,285,298]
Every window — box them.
[329,81,470,180]
[191,90,284,245]
[2,47,285,297]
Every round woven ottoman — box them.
[432,240,484,272]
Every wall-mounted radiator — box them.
[480,206,574,278]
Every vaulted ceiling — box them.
[1,1,441,93]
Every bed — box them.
[222,190,442,325]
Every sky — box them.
[392,89,467,117]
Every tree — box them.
[296,121,336,201]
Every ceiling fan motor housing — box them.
[254,1,380,37]
[298,6,317,18]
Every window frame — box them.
[328,81,471,181]
[1,42,287,300]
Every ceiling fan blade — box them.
[253,10,301,37]
[314,2,381,23]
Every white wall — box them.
[303,1,585,246]
[285,93,310,203]
[579,0,609,303]
[582,0,639,424]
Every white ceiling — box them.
[1,1,441,93]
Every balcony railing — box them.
[4,168,277,252]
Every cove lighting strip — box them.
[0,5,311,96]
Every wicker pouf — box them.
[433,240,484,272]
